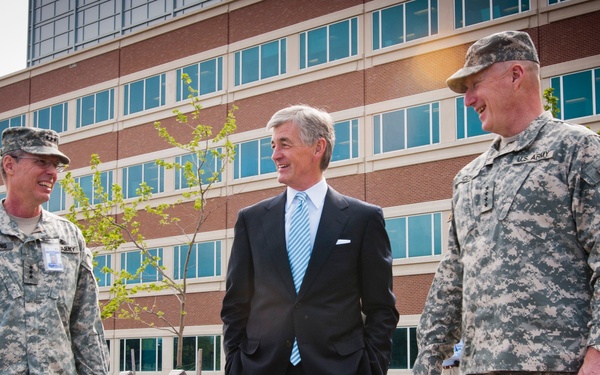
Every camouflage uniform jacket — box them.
[414,112,600,375]
[0,204,109,375]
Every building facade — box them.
[1,0,600,373]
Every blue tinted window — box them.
[373,0,438,50]
[119,338,162,372]
[120,248,163,284]
[173,335,222,372]
[235,39,286,86]
[332,119,359,162]
[387,213,442,259]
[94,254,112,287]
[123,162,164,199]
[174,241,222,279]
[300,18,357,69]
[551,68,599,120]
[387,217,407,259]
[233,137,276,179]
[175,149,222,189]
[77,88,114,127]
[124,74,166,115]
[455,0,530,28]
[76,171,113,205]
[390,327,418,369]
[34,103,68,133]
[374,103,440,154]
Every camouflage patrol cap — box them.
[1,127,70,164]
[446,30,539,93]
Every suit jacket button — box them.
[295,303,301,309]
[285,340,293,347]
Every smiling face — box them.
[270,121,325,191]
[2,153,59,217]
[463,62,518,137]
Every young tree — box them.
[543,87,560,118]
[61,75,237,371]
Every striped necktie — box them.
[287,191,311,365]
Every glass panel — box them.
[197,242,215,277]
[198,336,218,370]
[241,46,259,84]
[382,4,404,48]
[333,120,351,161]
[307,27,327,67]
[80,94,95,127]
[408,214,433,257]
[128,80,145,114]
[36,108,50,129]
[407,104,432,148]
[550,77,562,119]
[174,336,196,370]
[240,140,259,178]
[406,0,429,41]
[145,75,162,110]
[373,115,381,154]
[387,217,407,259]
[200,58,217,95]
[329,20,350,62]
[595,69,600,116]
[434,213,442,255]
[125,164,143,198]
[144,162,157,193]
[493,0,520,18]
[96,89,111,123]
[465,0,490,27]
[141,338,157,371]
[121,338,141,371]
[372,10,381,50]
[261,40,280,80]
[382,109,405,152]
[562,70,593,119]
[390,328,409,368]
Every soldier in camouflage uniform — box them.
[413,31,600,375]
[0,127,109,374]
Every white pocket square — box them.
[336,239,351,245]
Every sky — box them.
[0,2,29,78]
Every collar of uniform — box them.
[486,111,552,164]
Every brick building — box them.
[1,0,599,373]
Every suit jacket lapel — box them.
[261,192,297,297]
[298,187,349,299]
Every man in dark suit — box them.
[221,104,399,375]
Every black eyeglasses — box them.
[13,156,67,173]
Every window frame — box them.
[386,212,443,259]
[76,88,115,128]
[33,102,69,133]
[233,137,276,179]
[124,73,167,115]
[122,161,165,199]
[372,0,438,50]
[300,17,358,69]
[173,240,222,280]
[551,67,599,121]
[176,56,223,101]
[454,0,531,29]
[234,38,287,86]
[373,102,440,154]
[120,248,164,285]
